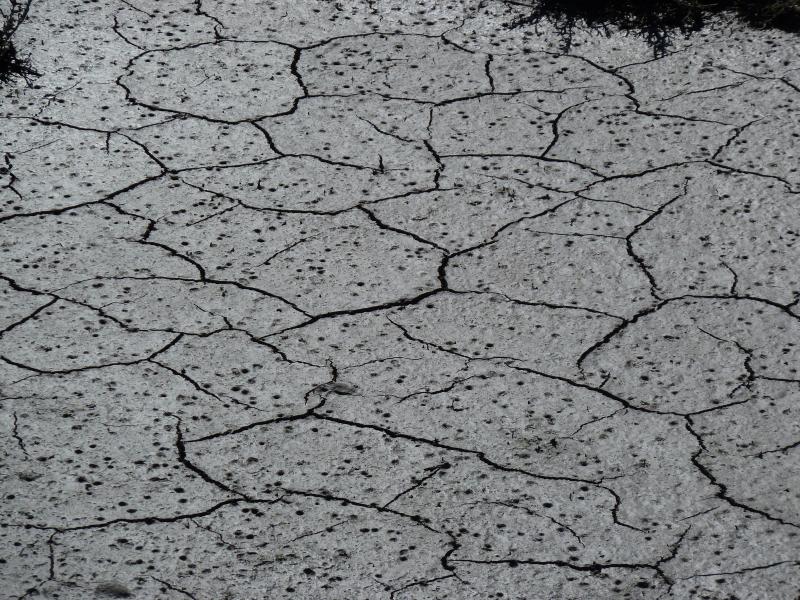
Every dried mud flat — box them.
[1,1,800,599]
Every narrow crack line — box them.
[0,296,58,338]
[757,375,800,385]
[595,483,646,532]
[540,100,588,158]
[172,415,249,499]
[382,462,451,508]
[182,204,237,227]
[706,160,800,193]
[503,361,678,417]
[484,54,495,92]
[212,277,311,315]
[679,505,720,521]
[579,160,705,190]
[357,205,447,252]
[151,577,198,600]
[181,140,378,173]
[432,85,591,108]
[311,412,610,488]
[389,574,458,600]
[656,525,692,568]
[117,0,153,16]
[448,288,626,321]
[471,500,584,546]
[720,260,739,295]
[613,42,694,71]
[439,151,604,176]
[578,290,800,377]
[781,77,800,94]
[115,131,171,172]
[46,499,248,533]
[281,519,350,545]
[46,531,56,581]
[176,154,283,174]
[561,408,627,439]
[555,51,636,95]
[711,117,762,161]
[132,238,207,279]
[684,416,800,529]
[478,196,576,243]
[0,354,135,376]
[451,557,667,579]
[276,487,444,534]
[340,355,425,371]
[625,179,690,299]
[0,172,164,224]
[507,228,625,240]
[148,359,262,412]
[185,400,323,443]
[11,412,29,458]
[392,373,484,405]
[46,272,311,320]
[110,14,144,49]
[481,173,580,195]
[354,114,416,144]
[694,327,756,405]
[656,81,745,103]
[189,518,241,549]
[421,139,444,188]
[290,46,309,96]
[747,439,800,459]
[194,0,225,32]
[251,121,283,155]
[262,286,444,338]
[255,236,315,268]
[632,104,733,126]
[682,560,800,579]
[360,184,454,207]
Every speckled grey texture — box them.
[1,1,799,599]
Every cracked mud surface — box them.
[2,1,800,599]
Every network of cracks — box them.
[1,1,799,599]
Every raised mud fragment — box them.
[0,300,176,372]
[0,204,198,290]
[0,369,236,528]
[146,207,443,314]
[51,497,453,600]
[449,225,655,318]
[298,34,490,102]
[547,96,731,176]
[581,298,800,413]
[187,417,459,506]
[126,118,279,171]
[56,277,306,337]
[121,41,303,121]
[156,329,329,417]
[389,291,620,377]
[632,170,800,303]
[0,120,160,217]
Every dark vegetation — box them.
[507,0,800,55]
[1,0,37,85]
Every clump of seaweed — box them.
[507,0,800,55]
[1,0,37,85]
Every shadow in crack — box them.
[1,0,37,86]
[506,0,800,55]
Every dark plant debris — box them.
[1,0,37,86]
[506,0,800,55]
